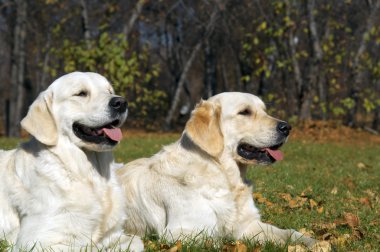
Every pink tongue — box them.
[102,128,123,142]
[264,148,284,161]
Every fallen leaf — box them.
[204,239,213,249]
[359,197,371,208]
[364,189,376,198]
[253,192,273,207]
[279,192,293,202]
[356,162,366,169]
[252,245,262,252]
[222,241,247,252]
[344,212,360,228]
[160,243,170,250]
[317,206,324,214]
[322,232,333,240]
[289,199,299,208]
[332,233,350,247]
[288,244,307,252]
[310,199,318,209]
[167,241,183,252]
[167,245,178,252]
[352,228,364,240]
[310,241,332,252]
[298,228,315,237]
[330,187,338,195]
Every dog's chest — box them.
[185,171,239,231]
[13,153,124,242]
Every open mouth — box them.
[73,119,123,145]
[237,142,284,164]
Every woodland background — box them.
[1,0,380,136]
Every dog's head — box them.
[21,72,128,152]
[185,92,291,165]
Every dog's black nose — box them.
[277,121,292,137]
[109,96,128,113]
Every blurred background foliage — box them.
[1,0,380,135]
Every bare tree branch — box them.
[164,6,220,129]
[123,0,147,41]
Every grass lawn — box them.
[1,131,379,251]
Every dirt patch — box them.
[291,121,380,145]
[125,121,380,146]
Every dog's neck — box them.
[83,150,113,179]
[43,137,113,179]
[238,163,252,185]
[180,134,250,188]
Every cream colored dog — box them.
[0,72,143,251]
[117,92,316,247]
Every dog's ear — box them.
[185,100,224,157]
[21,90,58,146]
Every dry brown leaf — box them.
[175,240,182,250]
[160,243,170,250]
[288,244,307,252]
[166,245,178,252]
[352,228,364,240]
[310,241,332,252]
[322,233,333,241]
[332,233,350,247]
[289,199,300,208]
[253,192,263,200]
[359,197,372,208]
[298,228,315,237]
[204,239,213,249]
[343,212,360,228]
[222,241,247,252]
[145,240,158,250]
[252,245,262,252]
[317,206,324,214]
[235,241,247,252]
[364,189,376,198]
[310,199,318,209]
[253,192,273,207]
[279,192,293,201]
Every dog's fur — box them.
[0,72,143,251]
[117,92,316,247]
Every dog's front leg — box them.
[239,220,317,248]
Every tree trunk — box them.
[164,40,203,129]
[0,11,11,134]
[285,0,310,120]
[306,0,326,120]
[80,0,91,47]
[8,0,27,137]
[123,0,146,41]
[204,39,217,98]
[164,7,219,129]
[346,0,380,127]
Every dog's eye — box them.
[75,91,88,97]
[238,109,251,116]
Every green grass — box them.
[1,135,379,251]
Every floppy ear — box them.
[185,100,224,157]
[21,91,58,146]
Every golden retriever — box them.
[0,72,143,251]
[117,92,317,247]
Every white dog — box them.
[0,72,143,251]
[117,92,317,247]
